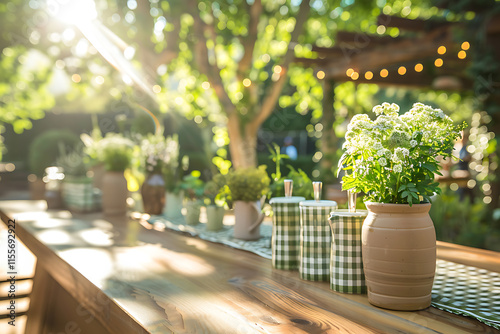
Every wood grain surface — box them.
[1,200,499,334]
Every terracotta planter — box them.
[102,171,128,216]
[362,202,436,311]
[185,200,201,225]
[206,205,224,231]
[141,173,165,215]
[233,200,264,240]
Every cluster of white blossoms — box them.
[342,102,461,175]
[140,134,179,173]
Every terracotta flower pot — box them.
[102,171,128,216]
[362,202,436,311]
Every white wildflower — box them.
[378,157,387,166]
[410,140,417,147]
[393,164,402,173]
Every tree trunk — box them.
[227,113,258,169]
[320,79,339,182]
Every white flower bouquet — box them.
[140,133,179,174]
[338,102,466,205]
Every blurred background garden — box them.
[1,0,500,250]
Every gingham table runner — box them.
[147,215,500,330]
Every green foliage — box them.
[0,47,55,160]
[430,189,496,250]
[56,144,88,177]
[339,102,466,205]
[180,170,205,200]
[28,130,80,177]
[204,173,228,206]
[271,166,314,200]
[226,166,270,202]
[94,133,135,172]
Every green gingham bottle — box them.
[270,179,305,270]
[299,182,337,281]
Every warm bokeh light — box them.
[351,72,359,80]
[380,69,388,78]
[346,68,354,77]
[434,58,443,67]
[316,70,325,79]
[364,71,373,80]
[152,85,161,93]
[71,74,81,83]
[243,78,252,87]
[414,63,423,72]
[461,41,470,50]
[458,50,467,59]
[201,81,210,90]
[273,65,282,74]
[437,46,446,55]
[398,66,406,75]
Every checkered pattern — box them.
[329,213,366,293]
[271,202,301,270]
[299,205,332,281]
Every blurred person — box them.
[281,136,297,160]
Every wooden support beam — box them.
[323,26,455,79]
[377,14,450,32]
[336,30,404,47]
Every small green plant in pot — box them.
[226,166,270,240]
[94,133,135,216]
[204,174,227,231]
[57,144,98,212]
[180,171,205,225]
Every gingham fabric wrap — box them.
[299,205,332,281]
[271,202,301,270]
[329,213,366,293]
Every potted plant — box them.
[338,102,466,311]
[138,133,179,215]
[57,144,99,213]
[28,130,80,200]
[159,135,184,218]
[226,166,270,240]
[180,171,205,225]
[94,133,135,216]
[203,174,227,231]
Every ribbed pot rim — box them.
[365,202,431,214]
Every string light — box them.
[316,71,325,79]
[414,63,423,72]
[437,46,446,55]
[458,50,467,59]
[346,68,354,77]
[380,69,388,78]
[434,58,443,67]
[243,78,252,87]
[364,71,373,80]
[351,71,359,80]
[461,41,470,50]
[398,66,407,75]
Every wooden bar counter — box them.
[1,200,499,334]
